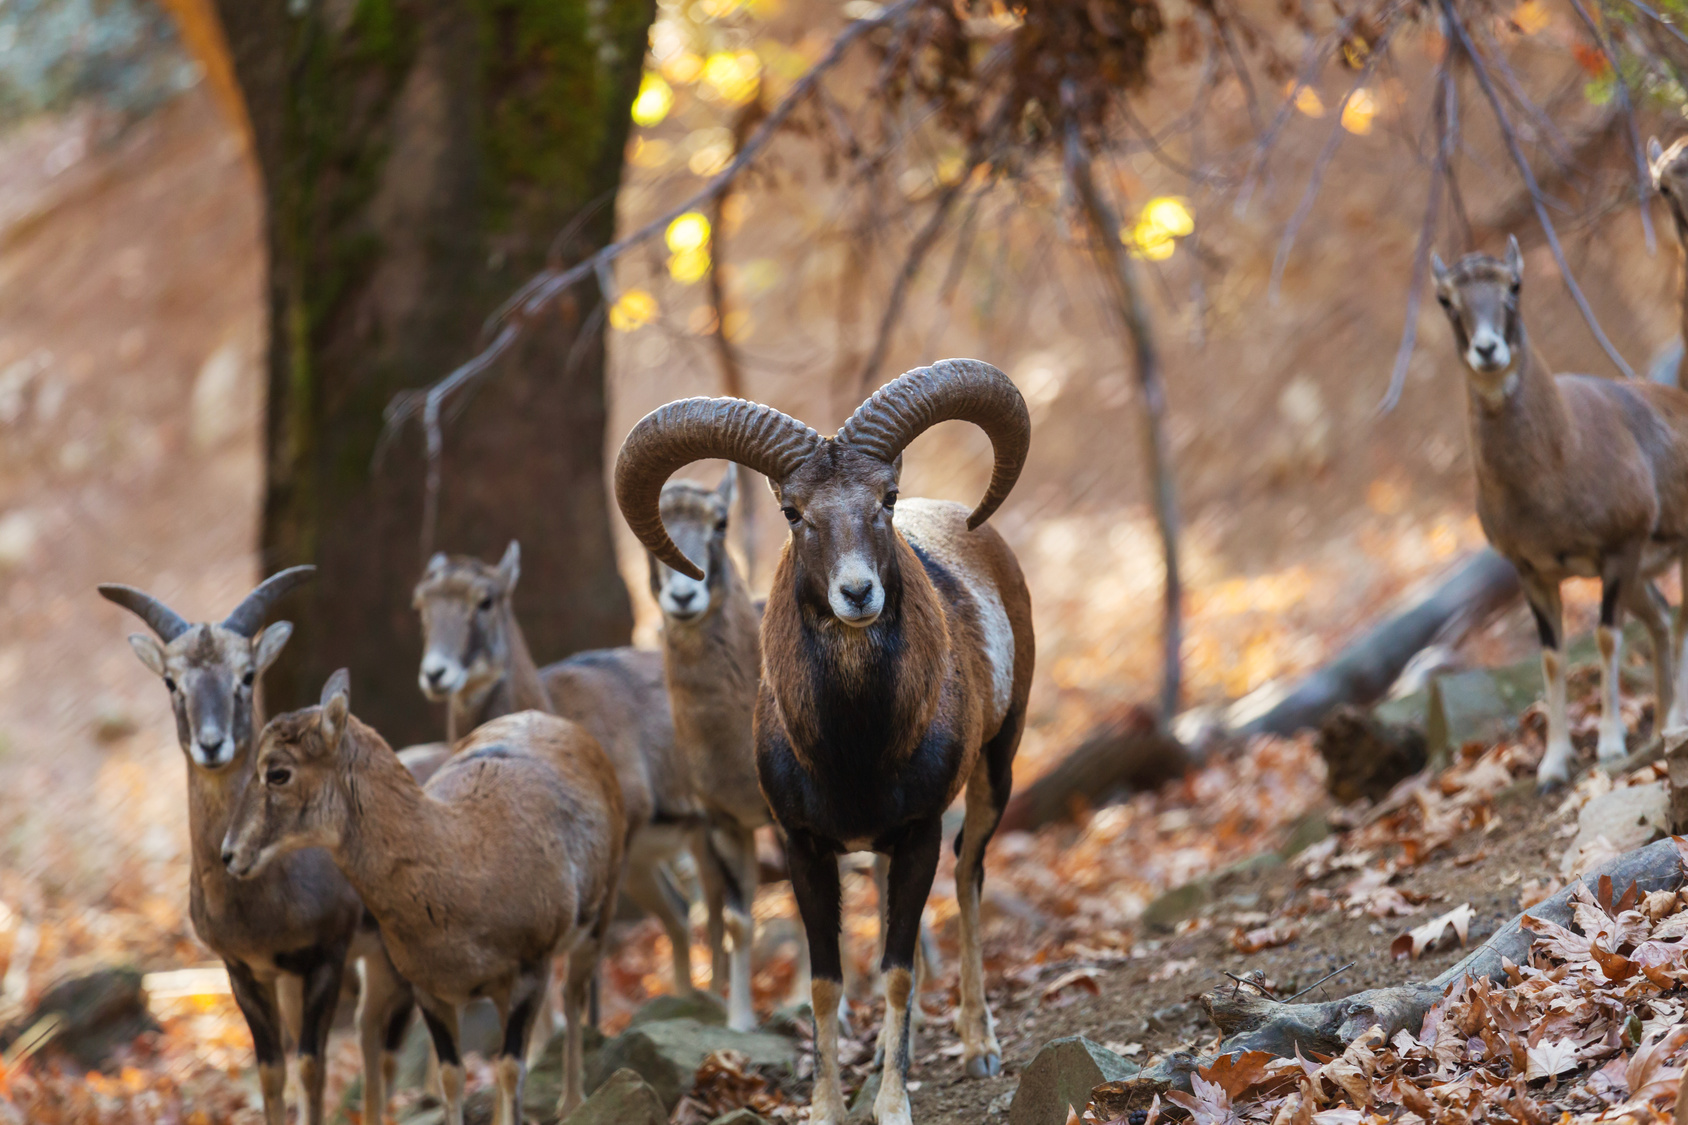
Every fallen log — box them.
[1100,837,1687,1114]
[1004,550,1521,833]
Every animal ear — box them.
[497,540,521,593]
[254,621,293,674]
[717,462,739,507]
[127,634,167,677]
[1430,251,1448,285]
[427,552,448,575]
[1650,135,1666,169]
[319,668,350,748]
[890,452,905,481]
[1506,235,1523,277]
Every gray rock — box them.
[586,1017,797,1110]
[1140,880,1211,932]
[0,966,157,1071]
[562,1067,667,1125]
[629,990,727,1028]
[1008,1036,1139,1125]
[1562,781,1671,878]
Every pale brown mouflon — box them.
[648,465,767,1030]
[222,673,625,1125]
[1433,237,1688,787]
[616,359,1035,1125]
[411,540,701,999]
[98,570,413,1125]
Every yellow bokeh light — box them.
[669,247,712,284]
[1512,0,1551,32]
[703,50,761,105]
[1123,196,1194,260]
[630,72,674,127]
[1341,87,1378,135]
[609,289,658,332]
[700,0,745,15]
[1287,83,1325,118]
[627,136,672,169]
[665,212,711,254]
[689,142,733,176]
[662,51,704,85]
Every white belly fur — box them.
[893,499,1015,731]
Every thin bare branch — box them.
[1566,0,1657,253]
[856,177,966,396]
[1440,0,1637,379]
[1061,81,1183,724]
[1620,0,1688,52]
[1380,63,1454,414]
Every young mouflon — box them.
[1433,237,1688,787]
[221,672,625,1125]
[616,359,1035,1125]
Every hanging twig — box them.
[1379,62,1454,414]
[1619,0,1688,53]
[1233,14,1360,215]
[1566,0,1657,253]
[1061,82,1183,724]
[380,0,922,455]
[1270,20,1401,302]
[856,177,967,395]
[1439,0,1637,379]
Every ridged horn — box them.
[222,565,317,638]
[616,397,820,578]
[97,584,191,643]
[837,358,1030,529]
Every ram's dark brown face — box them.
[412,543,519,702]
[774,444,902,628]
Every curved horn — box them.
[837,358,1031,529]
[222,565,317,637]
[616,397,820,579]
[98,584,191,643]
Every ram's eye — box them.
[1510,279,1521,295]
[241,671,255,687]
[265,766,292,787]
[478,597,494,612]
[715,519,728,533]
[781,506,800,525]
[883,490,898,511]
[1436,295,1451,309]
[164,677,177,693]
[1663,184,1674,198]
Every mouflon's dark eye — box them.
[479,597,494,612]
[164,677,177,693]
[781,506,800,525]
[1436,295,1451,309]
[716,519,728,533]
[265,766,292,787]
[242,671,255,687]
[883,490,898,511]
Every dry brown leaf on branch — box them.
[1391,903,1475,959]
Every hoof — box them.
[965,1052,1002,1078]
[1536,775,1567,796]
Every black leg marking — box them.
[1602,578,1623,628]
[295,948,345,1062]
[420,1005,461,1068]
[225,959,286,1067]
[880,817,943,975]
[1530,600,1559,650]
[786,829,844,982]
[383,992,415,1053]
[501,983,539,1061]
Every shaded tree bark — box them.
[212,0,651,740]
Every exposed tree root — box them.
[1109,839,1687,1113]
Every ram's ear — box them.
[497,540,521,594]
[127,634,167,677]
[1650,135,1666,171]
[1430,251,1448,286]
[717,462,739,507]
[319,668,350,750]
[254,621,293,674]
[1506,234,1523,278]
[890,453,905,482]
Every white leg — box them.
[1539,648,1576,787]
[871,967,916,1125]
[810,978,846,1125]
[1597,625,1628,762]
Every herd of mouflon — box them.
[89,137,1688,1125]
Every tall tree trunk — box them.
[212,0,651,740]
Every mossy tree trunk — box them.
[212,0,650,740]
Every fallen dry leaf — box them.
[1231,923,1299,955]
[1391,903,1475,960]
